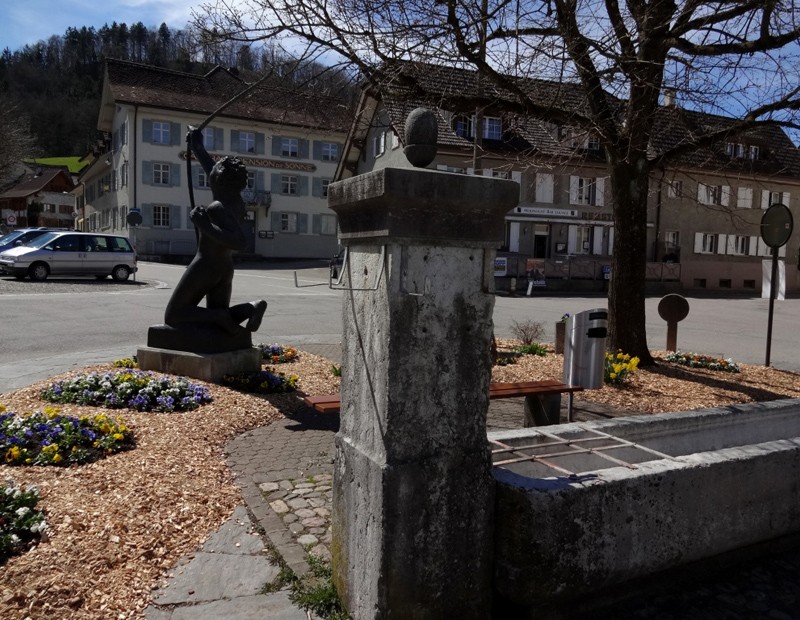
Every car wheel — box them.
[111,265,131,282]
[28,263,49,282]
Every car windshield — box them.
[0,231,26,244]
[27,232,61,249]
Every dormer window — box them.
[452,115,473,139]
[725,142,760,160]
[483,117,502,140]
[749,145,760,160]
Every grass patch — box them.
[290,554,350,620]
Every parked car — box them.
[0,228,58,253]
[0,232,138,282]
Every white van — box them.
[0,232,138,281]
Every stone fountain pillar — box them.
[328,109,519,619]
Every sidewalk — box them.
[145,343,800,620]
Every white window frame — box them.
[153,205,170,228]
[202,127,216,150]
[452,115,473,139]
[483,117,503,140]
[321,179,330,197]
[737,186,753,209]
[668,180,682,198]
[152,121,170,145]
[664,230,679,249]
[727,235,751,256]
[280,212,297,233]
[153,162,170,186]
[246,171,256,190]
[587,134,601,150]
[281,175,298,195]
[282,137,299,158]
[198,169,210,189]
[749,145,760,160]
[391,132,400,149]
[694,232,725,254]
[239,131,256,153]
[321,142,338,161]
[373,132,386,157]
[698,183,729,206]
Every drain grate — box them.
[491,424,675,475]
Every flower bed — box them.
[257,343,300,364]
[664,351,741,373]
[605,351,640,385]
[0,405,134,465]
[0,479,47,565]
[222,368,299,394]
[40,370,212,412]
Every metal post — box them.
[765,247,778,367]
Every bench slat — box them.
[302,380,583,414]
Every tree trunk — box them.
[608,159,656,366]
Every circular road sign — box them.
[6,214,16,225]
[761,203,793,248]
[126,210,143,226]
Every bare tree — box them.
[0,95,38,188]
[195,0,800,364]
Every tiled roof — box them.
[0,169,73,199]
[368,61,800,177]
[105,59,352,132]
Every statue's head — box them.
[210,156,248,192]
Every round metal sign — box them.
[126,211,143,226]
[6,214,16,225]
[761,203,793,248]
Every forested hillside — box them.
[0,21,351,168]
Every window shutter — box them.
[272,135,282,156]
[567,225,577,254]
[170,122,181,146]
[592,226,604,254]
[697,183,707,205]
[186,206,192,230]
[536,173,554,203]
[694,232,703,253]
[170,164,180,188]
[726,236,737,254]
[299,139,310,159]
[716,234,727,254]
[298,176,309,196]
[169,205,179,229]
[192,164,200,188]
[466,167,475,175]
[608,227,615,255]
[255,170,265,191]
[142,119,153,143]
[142,204,153,227]
[483,169,493,177]
[721,186,730,207]
[436,165,448,171]
[271,174,282,194]
[312,177,322,198]
[214,127,224,150]
[313,141,322,160]
[737,187,752,209]
[312,214,321,234]
[231,130,240,152]
[779,245,787,258]
[511,170,523,200]
[595,178,605,206]
[142,161,153,185]
[783,192,792,206]
[569,176,579,205]
[748,236,759,256]
[297,213,308,233]
[271,211,281,231]
[256,132,266,155]
[761,190,770,209]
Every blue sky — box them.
[1,0,196,52]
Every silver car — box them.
[0,231,138,282]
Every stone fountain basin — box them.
[490,399,800,607]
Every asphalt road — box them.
[1,260,798,394]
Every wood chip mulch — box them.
[1,344,799,618]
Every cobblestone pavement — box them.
[225,343,800,618]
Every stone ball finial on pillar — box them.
[404,107,438,168]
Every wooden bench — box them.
[303,380,583,426]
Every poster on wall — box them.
[494,257,508,276]
[526,258,546,288]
